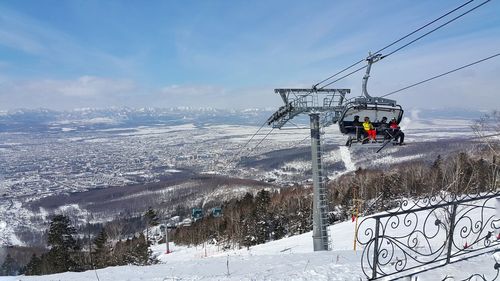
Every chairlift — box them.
[337,53,405,151]
[212,207,222,217]
[192,208,203,220]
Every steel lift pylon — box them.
[267,88,350,251]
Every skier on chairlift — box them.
[363,117,377,143]
[389,117,405,145]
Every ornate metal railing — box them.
[357,192,500,280]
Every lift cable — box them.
[380,0,491,60]
[236,1,491,172]
[223,129,307,172]
[232,120,309,163]
[380,52,500,98]
[225,119,311,172]
[314,0,476,88]
[317,0,481,89]
[235,120,313,163]
[316,0,489,89]
[234,120,269,158]
[225,127,276,170]
[318,64,368,89]
[220,119,275,173]
[242,127,275,159]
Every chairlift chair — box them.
[192,208,203,220]
[212,207,222,217]
[337,53,405,151]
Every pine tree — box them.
[134,233,151,265]
[23,254,42,276]
[93,228,110,268]
[144,207,160,245]
[254,190,271,244]
[46,214,79,273]
[270,209,288,240]
[0,254,18,276]
[120,233,152,266]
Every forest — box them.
[1,143,498,276]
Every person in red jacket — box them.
[389,117,405,145]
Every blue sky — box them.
[0,0,499,110]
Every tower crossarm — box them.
[267,88,350,128]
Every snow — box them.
[372,153,424,165]
[115,124,197,136]
[339,146,356,172]
[165,169,182,173]
[7,197,499,280]
[52,117,120,125]
[0,117,494,280]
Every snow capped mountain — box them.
[0,107,275,131]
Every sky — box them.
[0,0,499,111]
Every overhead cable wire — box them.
[381,0,491,60]
[230,128,275,168]
[314,60,366,89]
[222,119,271,173]
[318,64,368,89]
[373,0,477,58]
[322,0,490,89]
[313,0,477,88]
[234,120,268,158]
[321,0,490,89]
[225,127,276,171]
[380,52,500,98]
[234,120,307,160]
[225,124,309,172]
[243,128,275,158]
[227,127,311,171]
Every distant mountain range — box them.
[0,107,486,132]
[0,107,273,131]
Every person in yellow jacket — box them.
[363,117,377,142]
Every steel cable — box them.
[380,52,500,98]
[314,0,477,88]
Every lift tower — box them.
[267,88,350,251]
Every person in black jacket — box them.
[352,115,363,141]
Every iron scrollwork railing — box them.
[357,192,500,280]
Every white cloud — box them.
[0,29,45,54]
[0,76,138,110]
[159,84,225,98]
[0,1,498,111]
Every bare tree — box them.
[472,110,499,189]
[472,110,500,157]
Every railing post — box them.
[372,217,381,279]
[446,203,458,264]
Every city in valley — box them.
[0,107,479,246]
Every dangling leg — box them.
[369,130,377,142]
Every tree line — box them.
[1,208,160,276]
[171,151,498,249]
[1,149,497,276]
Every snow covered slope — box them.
[5,197,499,281]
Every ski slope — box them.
[4,197,500,281]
